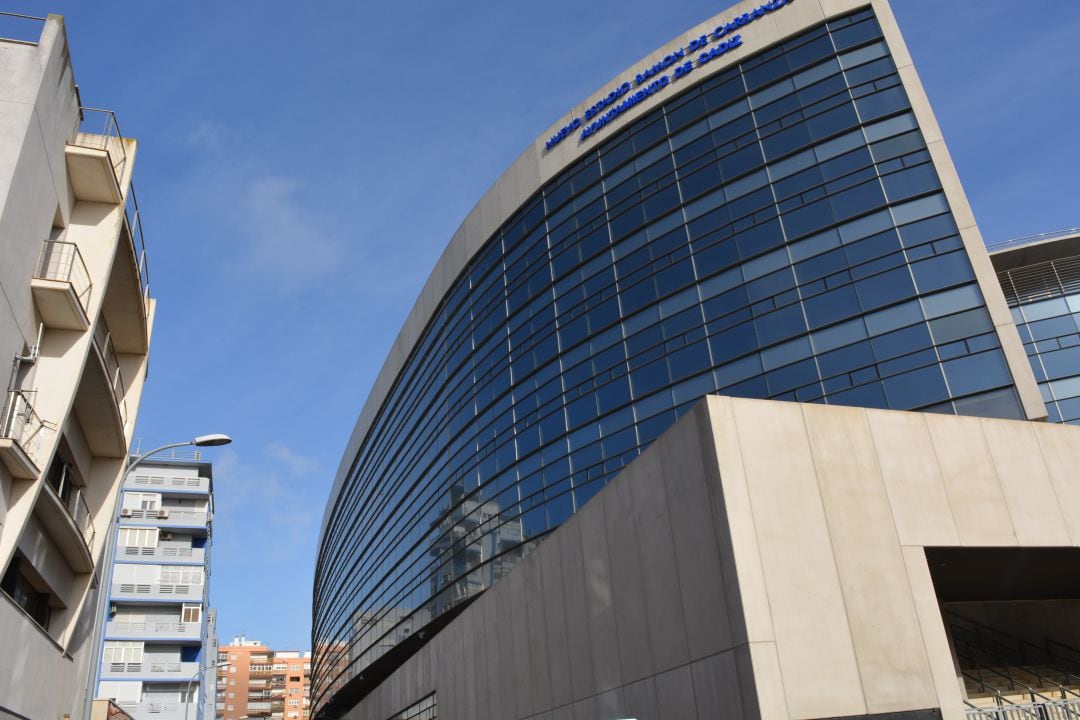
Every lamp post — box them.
[186,659,230,720]
[81,434,232,720]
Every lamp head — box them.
[193,434,232,447]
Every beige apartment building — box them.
[0,12,155,720]
[217,637,312,720]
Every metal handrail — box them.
[949,613,1080,684]
[73,107,128,183]
[0,389,49,467]
[35,240,93,311]
[0,12,46,44]
[44,461,95,551]
[92,317,128,426]
[986,228,1080,253]
[966,698,1080,720]
[123,186,151,317]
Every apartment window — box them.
[227,692,234,699]
[159,565,203,584]
[123,492,160,510]
[118,527,159,547]
[182,603,201,623]
[290,665,300,671]
[0,555,52,630]
[289,700,300,706]
[103,641,143,664]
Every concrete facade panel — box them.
[865,411,960,547]
[660,406,736,661]
[801,403,938,713]
[923,413,1016,546]
[979,418,1071,546]
[728,398,867,720]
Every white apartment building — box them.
[0,12,155,720]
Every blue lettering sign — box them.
[543,0,795,152]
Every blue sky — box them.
[11,1,1078,650]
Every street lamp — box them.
[81,434,233,720]
[186,659,230,720]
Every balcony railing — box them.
[116,701,194,720]
[102,660,199,677]
[0,390,49,473]
[112,582,204,601]
[118,545,206,563]
[120,508,208,525]
[0,11,45,44]
[986,227,1080,254]
[74,108,128,186]
[93,318,128,427]
[35,240,93,310]
[44,459,94,551]
[126,473,210,492]
[123,188,151,318]
[106,620,202,640]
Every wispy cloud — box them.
[267,441,318,477]
[173,124,343,293]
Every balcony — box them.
[73,318,128,457]
[116,545,206,564]
[36,459,95,572]
[99,660,200,681]
[102,188,151,356]
[31,240,92,330]
[125,472,211,495]
[105,620,201,642]
[115,701,195,720]
[118,507,209,529]
[0,390,50,479]
[111,582,203,602]
[66,108,126,204]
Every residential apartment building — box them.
[94,458,216,720]
[0,12,155,720]
[217,637,312,720]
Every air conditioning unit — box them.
[120,508,132,517]
[157,509,169,519]
[160,532,173,541]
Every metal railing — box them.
[105,661,198,674]
[34,240,93,311]
[44,460,94,550]
[123,187,151,318]
[127,473,209,490]
[0,11,45,44]
[92,318,128,427]
[120,508,208,523]
[0,390,49,469]
[107,620,200,636]
[997,255,1080,307]
[74,107,128,185]
[112,582,204,598]
[966,698,1080,720]
[986,228,1080,254]
[129,442,202,461]
[119,545,201,560]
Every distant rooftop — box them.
[985,227,1080,254]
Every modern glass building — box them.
[991,229,1080,425]
[312,1,1049,717]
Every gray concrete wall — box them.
[342,395,1080,720]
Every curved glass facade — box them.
[313,8,1027,715]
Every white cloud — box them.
[266,441,318,477]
